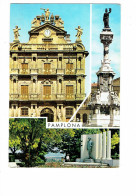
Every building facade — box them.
[9,9,89,122]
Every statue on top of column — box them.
[103,8,112,28]
[41,8,50,20]
[13,26,21,40]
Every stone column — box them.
[99,132,102,159]
[102,131,106,159]
[107,130,112,160]
[57,105,59,122]
[103,44,109,61]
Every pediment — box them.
[28,22,67,36]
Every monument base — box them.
[84,158,94,163]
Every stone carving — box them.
[87,137,93,158]
[31,17,41,26]
[58,17,64,26]
[103,8,112,28]
[13,26,21,40]
[75,26,83,40]
[41,8,50,20]
[58,111,62,121]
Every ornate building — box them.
[9,8,89,121]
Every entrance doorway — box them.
[40,108,54,122]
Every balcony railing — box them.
[9,93,85,101]
[19,43,74,51]
[10,68,85,76]
[10,69,19,74]
[65,69,75,75]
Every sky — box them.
[10,3,90,94]
[92,4,121,83]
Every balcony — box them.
[30,68,39,74]
[39,68,56,75]
[76,69,84,75]
[10,94,19,100]
[76,94,86,100]
[10,69,19,74]
[57,69,65,75]
[20,69,30,75]
[65,69,75,75]
[65,94,75,100]
[9,93,85,101]
[30,94,39,100]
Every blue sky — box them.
[10,3,90,94]
[92,4,121,83]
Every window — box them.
[66,85,74,99]
[21,85,28,100]
[66,108,73,116]
[21,108,28,116]
[43,85,51,99]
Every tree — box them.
[9,118,63,167]
[55,129,100,161]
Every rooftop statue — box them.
[41,8,50,20]
[103,8,112,28]
[75,26,83,39]
[13,26,21,40]
[59,17,64,26]
[31,17,41,26]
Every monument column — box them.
[107,130,112,160]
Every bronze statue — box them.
[87,137,93,158]
[103,8,111,28]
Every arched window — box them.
[76,113,80,121]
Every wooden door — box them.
[66,85,73,99]
[66,63,73,74]
[43,85,51,99]
[21,85,28,100]
[21,63,28,74]
[44,63,51,74]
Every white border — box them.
[1,1,136,196]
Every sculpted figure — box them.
[59,17,64,26]
[103,8,111,28]
[31,18,38,26]
[13,26,21,40]
[87,137,93,158]
[41,8,50,20]
[75,26,83,39]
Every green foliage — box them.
[111,132,120,150]
[9,118,49,167]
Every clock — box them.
[44,29,51,37]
